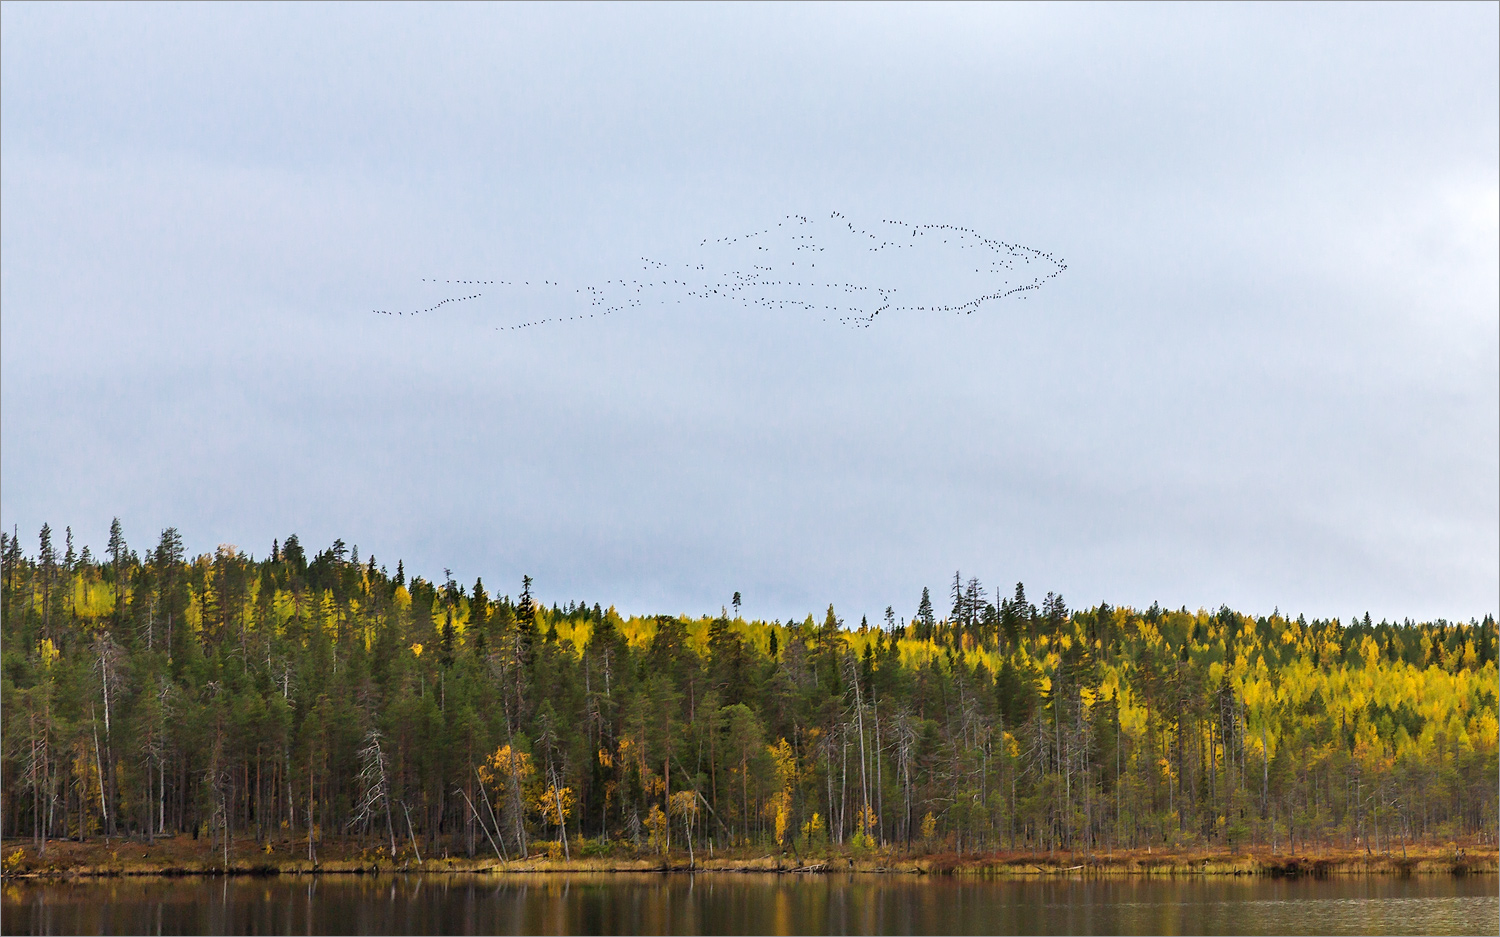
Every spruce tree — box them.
[916,587,935,640]
[516,575,537,661]
[471,578,490,633]
[107,518,127,627]
[38,524,56,639]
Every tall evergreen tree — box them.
[915,587,935,640]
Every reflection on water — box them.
[3,873,1496,936]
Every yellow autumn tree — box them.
[479,744,534,795]
[767,738,796,846]
[531,783,573,827]
[645,803,670,854]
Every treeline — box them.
[2,522,1495,863]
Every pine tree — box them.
[153,527,186,663]
[1,528,20,601]
[964,576,984,640]
[950,571,964,628]
[282,534,305,574]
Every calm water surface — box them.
[3,873,1496,935]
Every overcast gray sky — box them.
[3,2,1495,624]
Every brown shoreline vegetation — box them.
[4,836,1495,880]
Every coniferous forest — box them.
[2,523,1496,864]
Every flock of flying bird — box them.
[372,212,1066,332]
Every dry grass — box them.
[2,836,1494,879]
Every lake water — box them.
[2,873,1496,935]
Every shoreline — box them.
[4,837,1494,880]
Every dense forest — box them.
[2,523,1495,864]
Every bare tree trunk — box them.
[401,801,422,862]
[307,752,316,864]
[476,769,508,861]
[874,697,885,847]
[504,720,528,858]
[459,787,503,861]
[839,731,848,845]
[550,763,570,860]
[90,706,109,841]
[855,686,870,841]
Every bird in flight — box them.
[372,212,1066,331]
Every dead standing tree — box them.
[350,725,397,858]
